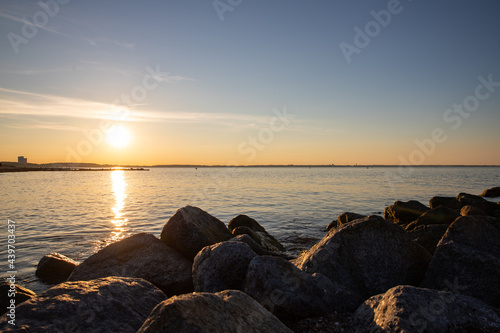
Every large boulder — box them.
[407,224,449,254]
[68,233,193,296]
[405,206,460,231]
[160,206,232,260]
[137,290,293,333]
[0,282,36,315]
[481,186,500,197]
[230,234,272,255]
[457,192,498,215]
[0,277,166,333]
[421,216,500,307]
[193,241,258,292]
[228,215,285,252]
[460,205,488,216]
[35,252,79,284]
[351,285,500,333]
[295,215,431,299]
[384,200,429,224]
[243,256,361,319]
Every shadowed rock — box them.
[481,186,500,197]
[421,216,500,308]
[0,277,166,333]
[35,252,79,284]
[68,233,193,296]
[457,192,498,215]
[229,215,285,252]
[405,206,460,231]
[407,224,449,254]
[351,285,500,333]
[193,241,257,292]
[384,200,429,224]
[460,205,488,216]
[230,234,272,255]
[295,215,431,299]
[429,196,461,210]
[243,256,362,319]
[137,290,293,333]
[160,206,232,260]
[326,212,367,231]
[0,282,36,315]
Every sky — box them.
[1,0,499,166]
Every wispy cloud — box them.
[0,12,67,37]
[84,36,135,49]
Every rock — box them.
[460,204,488,216]
[325,220,337,231]
[407,224,449,254]
[338,212,367,225]
[457,192,498,215]
[421,216,500,307]
[405,206,460,231]
[68,233,193,296]
[384,200,429,224]
[0,282,36,315]
[160,206,232,260]
[351,285,500,333]
[295,215,431,299]
[229,215,286,252]
[0,277,166,333]
[35,252,79,284]
[481,186,500,197]
[429,196,461,210]
[243,256,362,319]
[231,234,271,255]
[137,290,293,333]
[193,241,257,292]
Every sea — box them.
[1,166,499,294]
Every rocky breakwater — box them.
[1,187,500,332]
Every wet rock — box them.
[421,216,500,307]
[0,277,166,333]
[160,206,232,260]
[35,252,79,284]
[193,241,257,292]
[460,204,488,216]
[295,215,431,299]
[243,256,362,319]
[137,290,293,333]
[481,186,500,197]
[229,215,285,252]
[0,282,36,315]
[407,224,449,254]
[69,233,193,296]
[405,206,460,231]
[351,285,500,333]
[429,196,461,210]
[384,200,429,224]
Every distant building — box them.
[18,156,27,164]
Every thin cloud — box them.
[84,36,135,49]
[0,12,67,37]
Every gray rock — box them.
[295,215,431,299]
[0,282,36,315]
[229,215,286,252]
[406,206,460,231]
[137,290,293,333]
[384,200,429,224]
[35,252,79,284]
[0,277,166,333]
[407,224,449,254]
[160,206,232,260]
[193,241,257,292]
[69,233,193,296]
[421,216,500,307]
[351,285,500,333]
[481,186,500,197]
[244,256,362,319]
[231,234,272,255]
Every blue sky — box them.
[1,0,499,165]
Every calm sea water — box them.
[1,167,499,293]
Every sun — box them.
[106,125,131,148]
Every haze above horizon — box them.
[1,1,499,166]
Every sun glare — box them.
[106,125,131,148]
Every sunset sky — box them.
[1,0,499,165]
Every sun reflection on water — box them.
[109,170,128,244]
